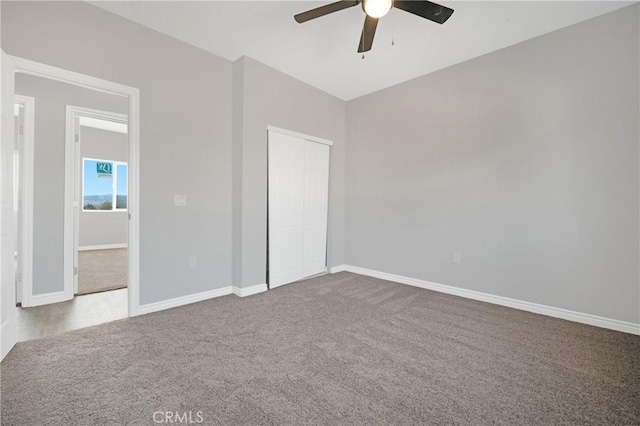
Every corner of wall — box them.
[231,58,245,288]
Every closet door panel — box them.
[268,132,305,288]
[303,141,330,278]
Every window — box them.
[82,158,128,211]
[116,163,128,209]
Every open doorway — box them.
[71,108,129,298]
[3,57,140,344]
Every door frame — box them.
[66,106,128,296]
[2,51,17,360]
[11,56,141,316]
[267,126,334,147]
[13,94,35,306]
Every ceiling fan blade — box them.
[357,15,379,53]
[294,1,359,23]
[393,0,454,24]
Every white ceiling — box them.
[92,1,633,100]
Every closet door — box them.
[268,132,305,288]
[268,130,331,289]
[303,141,330,278]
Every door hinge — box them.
[75,134,79,143]
[16,272,22,283]
[19,126,24,136]
[74,267,78,276]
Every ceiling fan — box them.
[294,0,454,53]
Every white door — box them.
[1,51,17,359]
[268,129,330,289]
[268,132,305,288]
[13,102,22,304]
[12,95,34,307]
[303,141,330,277]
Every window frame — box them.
[81,157,128,212]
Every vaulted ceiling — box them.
[92,1,633,100]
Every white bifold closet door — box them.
[268,130,330,289]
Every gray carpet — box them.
[77,249,128,295]
[1,272,638,425]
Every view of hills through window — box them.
[83,158,128,211]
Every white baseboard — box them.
[329,264,346,273]
[78,243,128,251]
[233,283,268,297]
[136,283,268,317]
[344,265,640,335]
[1,318,16,361]
[137,286,233,316]
[24,290,69,307]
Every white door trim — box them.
[267,126,333,147]
[14,95,35,307]
[1,51,17,360]
[66,106,128,296]
[11,56,141,316]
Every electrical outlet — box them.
[174,195,187,206]
[189,256,197,268]
[453,253,461,264]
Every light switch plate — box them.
[174,195,187,206]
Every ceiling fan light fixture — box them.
[363,0,392,18]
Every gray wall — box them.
[346,5,640,323]
[233,57,346,287]
[79,126,128,248]
[3,1,233,305]
[15,74,127,295]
